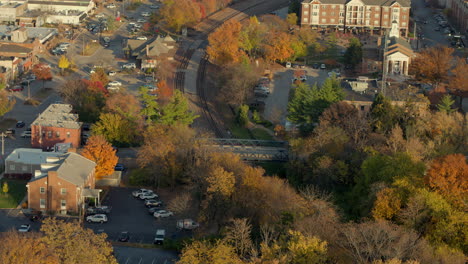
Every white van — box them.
[154,229,165,244]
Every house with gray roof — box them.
[26,150,99,215]
[4,148,61,180]
[301,0,410,36]
[31,104,82,150]
[125,35,176,69]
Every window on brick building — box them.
[402,22,407,26]
[331,12,335,16]
[340,12,344,17]
[339,19,344,23]
[375,7,380,11]
[56,131,60,138]
[61,188,67,195]
[402,15,407,19]
[47,131,52,138]
[321,18,326,23]
[393,15,398,20]
[40,199,46,208]
[375,14,379,18]
[384,14,388,18]
[61,200,66,209]
[383,21,388,25]
[374,20,379,25]
[22,166,27,171]
[40,187,45,194]
[304,18,309,22]
[332,5,336,9]
[322,11,327,15]
[9,164,15,170]
[331,18,335,23]
[67,132,70,138]
[304,11,309,15]
[393,8,398,12]
[313,12,318,15]
[314,5,318,9]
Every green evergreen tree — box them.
[139,86,161,123]
[437,94,456,113]
[344,37,363,69]
[160,90,199,126]
[370,93,396,134]
[236,104,249,127]
[252,110,261,123]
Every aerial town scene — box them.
[0,0,466,263]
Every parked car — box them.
[108,81,122,86]
[86,214,108,223]
[140,193,158,200]
[87,206,111,214]
[122,63,136,69]
[137,18,147,23]
[145,199,163,208]
[9,85,24,92]
[132,189,153,198]
[148,206,164,215]
[150,5,160,9]
[106,3,116,8]
[118,231,130,242]
[154,229,165,244]
[96,13,106,18]
[312,63,320,69]
[320,64,326,70]
[114,163,125,171]
[20,131,31,138]
[18,224,31,232]
[177,219,199,230]
[285,62,291,68]
[153,210,174,218]
[141,12,151,17]
[108,71,117,76]
[5,128,15,135]
[135,36,147,41]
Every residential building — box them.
[31,104,82,150]
[0,2,26,22]
[0,40,38,80]
[380,21,414,75]
[125,35,176,69]
[450,0,468,33]
[4,148,61,180]
[300,0,411,36]
[26,151,99,214]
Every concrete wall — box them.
[45,14,81,25]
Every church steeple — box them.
[389,20,400,38]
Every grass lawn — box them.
[251,128,274,140]
[0,179,28,208]
[230,125,253,139]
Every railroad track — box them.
[175,0,289,136]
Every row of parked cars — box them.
[254,76,271,97]
[51,42,71,56]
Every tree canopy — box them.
[81,135,118,179]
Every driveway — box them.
[113,245,177,264]
[85,187,180,244]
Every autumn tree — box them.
[410,46,453,87]
[0,90,15,117]
[41,218,117,264]
[156,79,173,103]
[90,68,109,87]
[263,31,294,62]
[370,93,397,134]
[425,154,468,208]
[160,0,201,32]
[286,13,298,26]
[218,63,258,106]
[81,135,119,179]
[32,63,53,89]
[58,55,70,74]
[104,91,142,121]
[167,192,192,216]
[0,231,57,264]
[59,80,106,122]
[207,20,244,65]
[224,218,254,258]
[92,113,140,146]
[177,240,244,264]
[159,90,199,126]
[372,188,402,220]
[239,16,266,58]
[448,58,468,92]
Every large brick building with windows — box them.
[31,104,82,150]
[300,0,411,36]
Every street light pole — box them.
[1,132,5,156]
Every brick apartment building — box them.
[31,104,82,150]
[27,151,99,214]
[300,0,411,36]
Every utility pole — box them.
[82,34,85,56]
[1,132,4,156]
[27,81,30,99]
[381,30,389,96]
[413,21,418,50]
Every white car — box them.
[141,12,151,17]
[96,13,106,18]
[150,5,159,9]
[108,71,117,76]
[140,193,158,200]
[86,214,108,223]
[18,224,31,232]
[107,86,120,91]
[21,131,32,138]
[135,36,147,41]
[132,189,153,197]
[285,62,291,68]
[137,18,147,23]
[153,210,173,218]
[122,63,136,69]
[106,4,116,8]
[108,81,122,86]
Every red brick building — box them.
[26,151,98,214]
[300,0,411,36]
[450,0,468,33]
[31,104,82,150]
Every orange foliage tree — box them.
[207,20,244,65]
[160,0,201,32]
[410,46,453,87]
[157,80,173,103]
[448,58,468,92]
[372,188,402,220]
[81,135,118,179]
[32,63,53,89]
[263,31,294,63]
[425,154,468,208]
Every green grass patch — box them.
[0,179,28,208]
[251,128,274,140]
[230,125,252,139]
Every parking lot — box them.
[85,187,187,244]
[114,246,177,264]
[262,66,331,124]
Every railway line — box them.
[174,0,289,137]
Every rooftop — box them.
[6,148,61,164]
[302,0,411,7]
[0,43,31,54]
[30,152,96,186]
[32,103,82,129]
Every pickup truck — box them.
[177,219,199,230]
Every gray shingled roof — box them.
[6,148,60,165]
[0,44,31,54]
[32,104,81,129]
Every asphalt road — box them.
[411,0,451,49]
[113,245,177,264]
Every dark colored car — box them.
[312,63,320,69]
[82,124,90,131]
[16,121,25,128]
[114,163,125,171]
[118,231,130,242]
